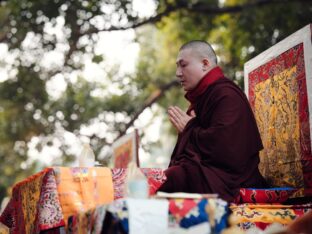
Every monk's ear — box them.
[202,58,210,71]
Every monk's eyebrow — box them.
[176,59,184,65]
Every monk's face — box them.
[176,48,206,92]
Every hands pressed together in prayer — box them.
[168,106,195,133]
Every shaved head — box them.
[179,40,218,66]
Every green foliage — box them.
[208,0,312,87]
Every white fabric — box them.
[127,198,169,234]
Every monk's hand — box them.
[168,106,195,133]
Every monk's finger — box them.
[174,106,185,116]
[173,106,186,117]
[169,108,187,132]
[168,115,176,125]
[169,115,181,132]
[167,108,177,119]
[168,113,180,126]
[167,106,175,113]
[175,108,190,122]
[169,107,181,119]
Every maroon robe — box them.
[159,72,267,202]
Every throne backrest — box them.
[244,24,312,197]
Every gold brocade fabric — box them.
[21,173,44,233]
[230,203,311,225]
[15,169,48,233]
[254,66,304,191]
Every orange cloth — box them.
[53,167,114,225]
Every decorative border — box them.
[244,24,312,195]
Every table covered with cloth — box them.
[0,167,166,234]
[67,197,229,234]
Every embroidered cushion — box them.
[236,187,297,203]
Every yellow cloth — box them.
[19,169,47,233]
[0,223,9,234]
[53,167,114,224]
[230,204,300,225]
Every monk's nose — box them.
[176,68,182,78]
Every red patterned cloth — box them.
[169,199,198,220]
[0,168,65,234]
[236,188,297,204]
[38,169,65,230]
[0,167,166,233]
[111,168,166,200]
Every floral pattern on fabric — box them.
[39,169,65,230]
[111,168,166,199]
[248,43,312,196]
[111,169,127,200]
[140,168,167,195]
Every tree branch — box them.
[83,0,312,34]
[115,80,179,139]
[188,0,312,14]
[83,4,178,35]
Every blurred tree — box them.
[0,0,311,200]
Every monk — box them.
[158,40,267,202]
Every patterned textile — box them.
[236,187,297,204]
[114,198,228,234]
[40,226,66,234]
[53,167,114,225]
[0,167,165,233]
[107,199,129,232]
[68,200,128,234]
[0,167,114,233]
[169,198,228,234]
[248,42,312,196]
[111,168,166,200]
[230,203,312,230]
[67,198,229,234]
[67,205,107,234]
[0,168,50,234]
[38,169,65,230]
